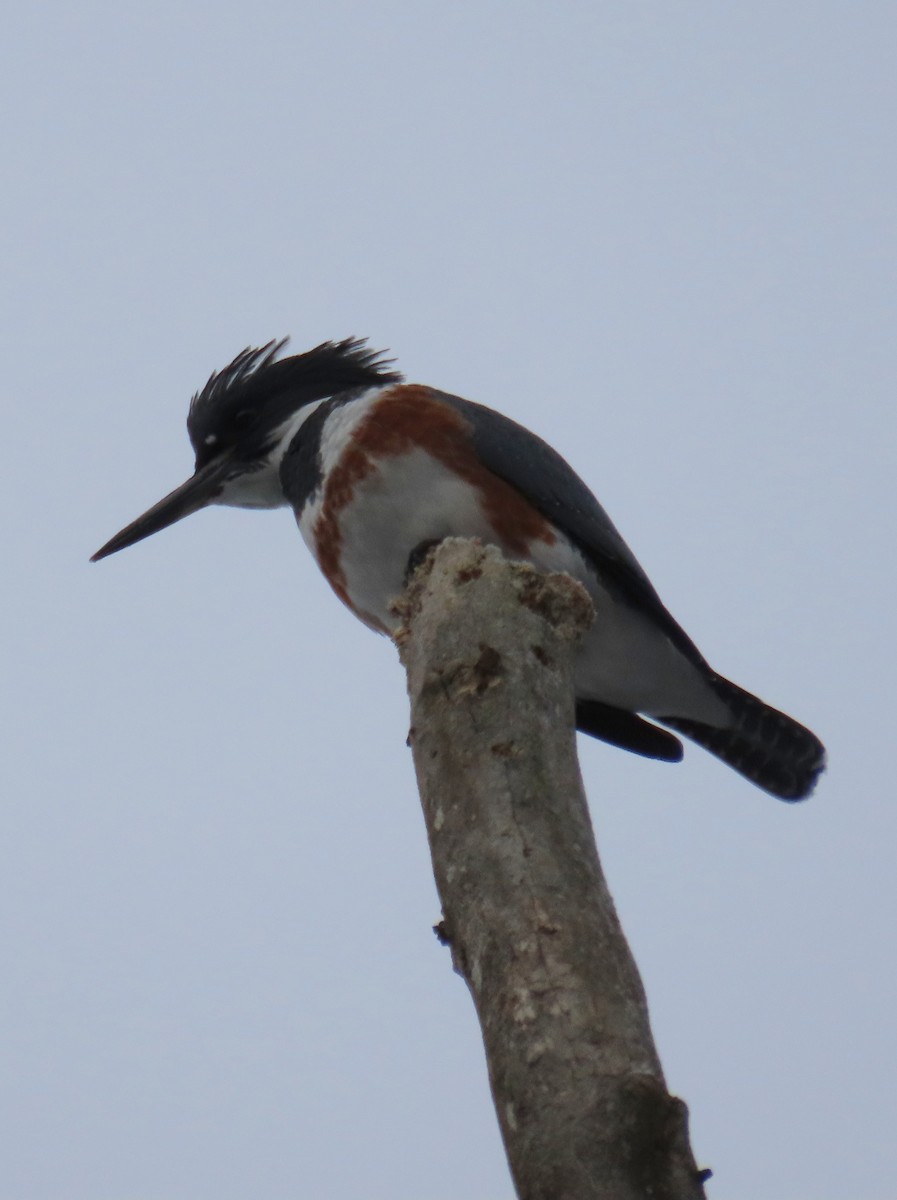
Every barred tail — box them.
[660,675,826,802]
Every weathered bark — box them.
[393,539,707,1200]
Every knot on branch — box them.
[442,643,504,700]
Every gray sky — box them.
[3,3,895,1197]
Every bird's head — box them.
[91,337,400,561]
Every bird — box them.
[92,337,825,801]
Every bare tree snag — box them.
[393,539,707,1200]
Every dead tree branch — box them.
[393,538,707,1200]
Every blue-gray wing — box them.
[435,390,705,666]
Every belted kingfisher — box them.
[92,338,825,801]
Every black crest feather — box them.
[187,337,402,464]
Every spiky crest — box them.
[186,337,402,466]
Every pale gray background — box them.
[3,3,895,1198]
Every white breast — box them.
[304,446,501,623]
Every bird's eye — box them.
[233,408,258,431]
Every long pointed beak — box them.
[91,457,235,562]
